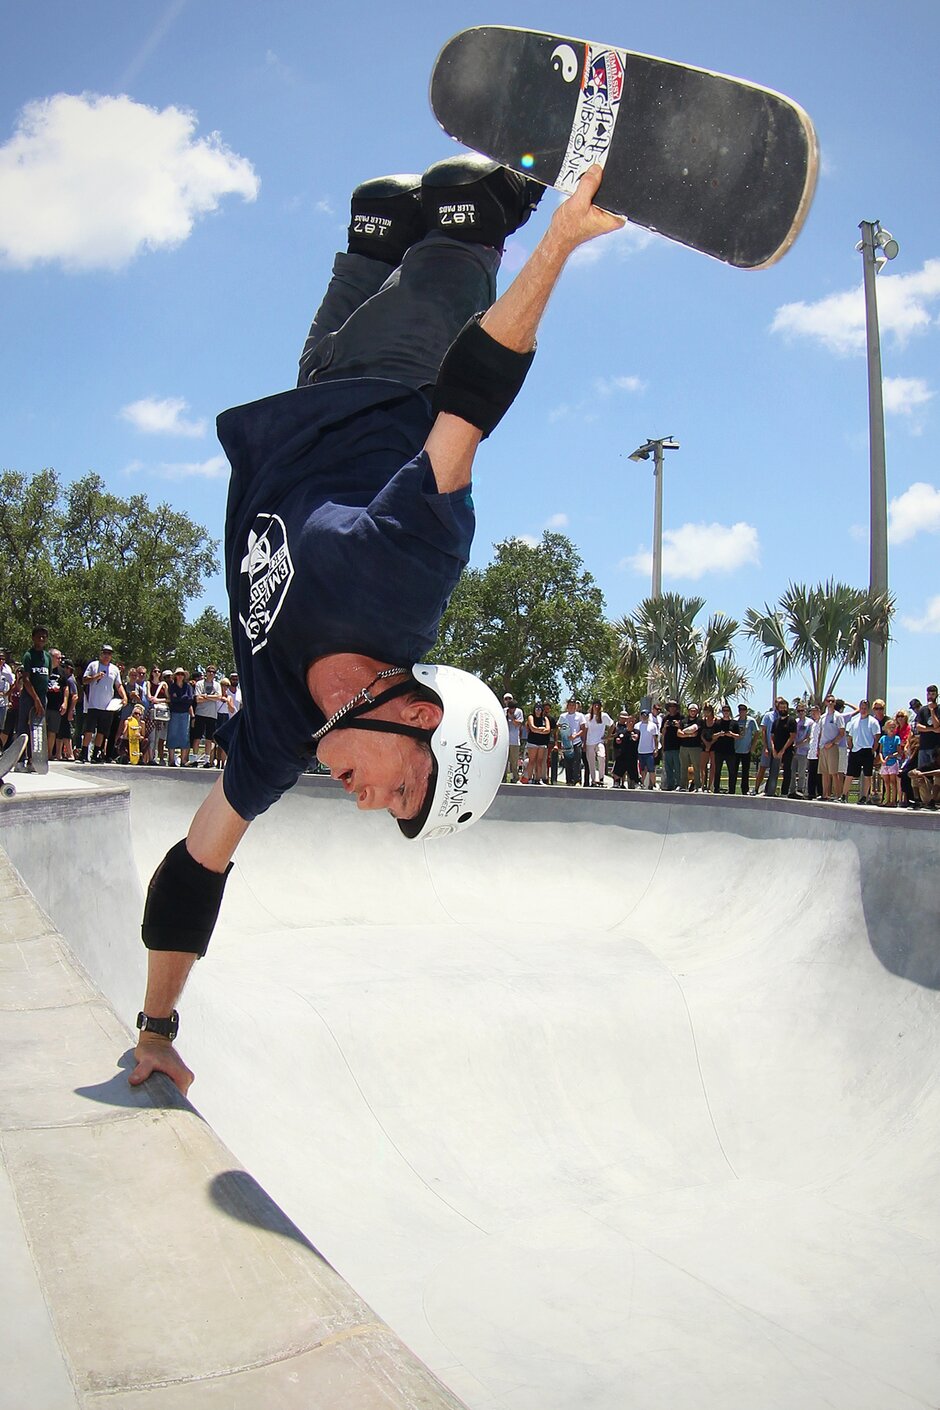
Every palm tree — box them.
[614,593,750,706]
[743,580,894,704]
[710,655,754,708]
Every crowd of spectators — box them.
[2,628,938,810]
[0,630,241,771]
[501,687,940,811]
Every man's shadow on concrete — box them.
[75,1052,317,1253]
[74,1049,194,1113]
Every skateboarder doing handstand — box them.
[131,158,623,1094]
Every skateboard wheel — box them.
[1,782,15,799]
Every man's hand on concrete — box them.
[129,1035,194,1096]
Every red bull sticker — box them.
[556,43,627,193]
[469,707,499,751]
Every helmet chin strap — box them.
[311,669,434,748]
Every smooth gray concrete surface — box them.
[2,766,939,1410]
[0,786,466,1410]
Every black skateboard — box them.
[430,27,818,269]
[0,733,28,797]
[29,710,49,775]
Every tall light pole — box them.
[628,437,680,599]
[856,219,899,703]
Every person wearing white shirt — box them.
[502,692,525,782]
[226,672,242,715]
[81,645,126,762]
[0,648,14,745]
[635,709,660,789]
[841,699,880,804]
[584,700,614,786]
[806,705,823,800]
[192,666,224,767]
[559,697,586,785]
[212,675,241,769]
[789,702,813,798]
[835,697,853,789]
[818,695,846,800]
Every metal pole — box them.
[859,220,888,703]
[651,441,664,600]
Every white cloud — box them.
[623,522,760,580]
[156,455,228,480]
[882,375,934,417]
[513,515,569,544]
[120,396,207,438]
[888,481,940,545]
[315,198,335,216]
[770,258,940,355]
[127,454,228,481]
[903,595,940,633]
[547,401,598,426]
[569,219,655,267]
[0,93,259,271]
[548,374,646,423]
[595,374,647,396]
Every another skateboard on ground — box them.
[430,26,818,268]
[29,712,49,775]
[0,734,28,798]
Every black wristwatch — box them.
[136,1010,179,1040]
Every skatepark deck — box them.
[2,767,939,1409]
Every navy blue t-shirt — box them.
[214,377,475,822]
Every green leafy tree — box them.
[171,607,235,675]
[0,468,61,635]
[614,592,750,707]
[0,469,219,665]
[743,580,894,704]
[585,624,650,713]
[432,531,610,706]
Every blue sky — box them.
[3,0,938,708]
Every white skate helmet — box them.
[311,662,507,841]
[399,664,508,840]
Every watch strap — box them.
[136,1009,179,1040]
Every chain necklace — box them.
[310,667,409,743]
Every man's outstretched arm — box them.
[129,778,249,1095]
[426,164,624,493]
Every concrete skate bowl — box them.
[5,770,940,1410]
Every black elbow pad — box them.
[432,314,535,438]
[142,839,233,958]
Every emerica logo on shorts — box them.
[238,514,294,655]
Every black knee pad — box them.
[347,173,424,264]
[421,155,543,247]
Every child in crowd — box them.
[878,717,901,807]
